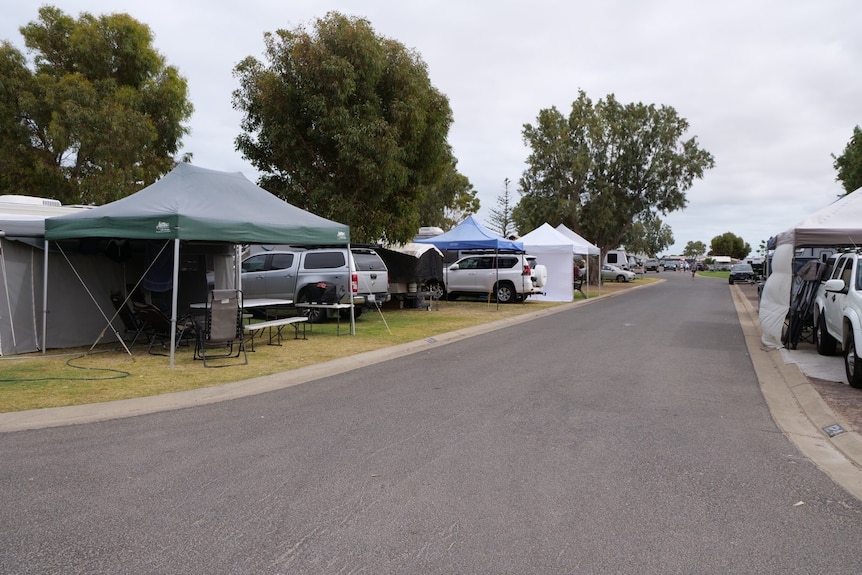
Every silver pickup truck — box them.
[240,247,389,322]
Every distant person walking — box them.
[691,262,697,279]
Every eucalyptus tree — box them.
[710,232,751,260]
[513,90,714,255]
[622,213,674,257]
[683,240,707,258]
[833,125,862,194]
[233,12,459,244]
[0,6,192,204]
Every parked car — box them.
[813,252,862,387]
[440,253,545,303]
[644,258,661,272]
[601,264,636,282]
[728,263,755,284]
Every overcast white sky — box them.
[4,1,861,254]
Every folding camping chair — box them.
[132,301,196,355]
[194,289,248,367]
[110,292,147,346]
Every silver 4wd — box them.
[814,251,862,388]
[440,253,546,303]
[241,247,389,322]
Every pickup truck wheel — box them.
[296,290,326,323]
[815,314,838,356]
[495,282,516,303]
[844,332,862,389]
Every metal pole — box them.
[42,239,49,353]
[169,238,180,368]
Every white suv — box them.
[813,252,862,388]
[440,253,546,303]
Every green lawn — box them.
[698,270,730,279]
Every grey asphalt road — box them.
[2,272,862,574]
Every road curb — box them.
[732,285,862,499]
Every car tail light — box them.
[523,264,531,276]
[351,273,358,293]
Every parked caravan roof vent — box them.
[0,194,62,207]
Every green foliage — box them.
[833,126,862,194]
[709,231,751,259]
[621,213,674,257]
[513,90,714,256]
[416,156,479,230]
[233,12,459,244]
[487,178,516,237]
[683,240,707,258]
[0,7,193,204]
[440,185,480,230]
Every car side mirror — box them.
[449,264,459,271]
[824,278,845,293]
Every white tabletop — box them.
[191,298,292,310]
[242,298,293,308]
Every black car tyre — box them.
[728,277,734,284]
[495,281,516,303]
[844,331,862,389]
[815,314,838,356]
[616,274,625,282]
[296,289,326,323]
[300,307,325,323]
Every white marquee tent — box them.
[520,223,577,302]
[759,187,862,348]
[554,224,601,256]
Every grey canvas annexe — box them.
[36,164,350,362]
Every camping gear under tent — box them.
[759,186,862,348]
[555,224,600,294]
[44,163,350,366]
[519,223,578,302]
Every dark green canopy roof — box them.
[45,163,350,244]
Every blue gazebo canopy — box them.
[414,216,523,252]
